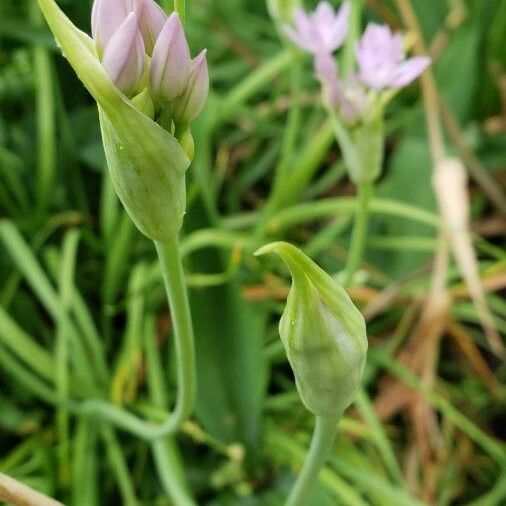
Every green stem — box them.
[78,235,196,440]
[286,416,340,506]
[155,237,196,426]
[145,316,196,505]
[342,0,364,75]
[343,182,374,288]
[152,440,196,506]
[174,0,185,22]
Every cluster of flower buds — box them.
[284,1,430,124]
[92,0,209,128]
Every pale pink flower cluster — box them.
[91,0,209,125]
[284,1,431,123]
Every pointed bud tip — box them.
[102,11,145,96]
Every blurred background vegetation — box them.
[0,0,505,504]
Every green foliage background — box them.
[0,0,505,505]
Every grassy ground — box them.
[0,0,505,504]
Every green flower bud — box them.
[37,0,190,241]
[255,242,367,418]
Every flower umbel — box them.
[356,23,431,90]
[38,0,210,241]
[282,1,431,183]
[91,0,209,129]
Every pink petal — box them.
[102,13,146,96]
[389,56,431,88]
[134,0,167,55]
[314,2,335,26]
[283,25,316,53]
[327,1,350,50]
[91,0,134,52]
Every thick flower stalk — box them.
[256,242,367,506]
[36,0,209,447]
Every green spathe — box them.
[37,0,190,241]
[256,242,367,418]
[267,0,302,24]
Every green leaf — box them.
[373,137,437,278]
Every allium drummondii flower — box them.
[150,13,191,103]
[282,2,430,183]
[102,13,146,96]
[134,0,166,54]
[284,1,350,55]
[356,23,431,90]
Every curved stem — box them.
[79,235,196,441]
[286,416,340,506]
[343,182,374,288]
[155,237,197,428]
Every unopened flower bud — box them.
[150,13,191,104]
[255,242,367,418]
[91,0,134,53]
[134,0,166,55]
[102,13,146,96]
[172,50,209,126]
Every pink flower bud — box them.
[173,50,209,125]
[102,13,146,96]
[91,0,134,52]
[150,13,191,104]
[133,0,167,55]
